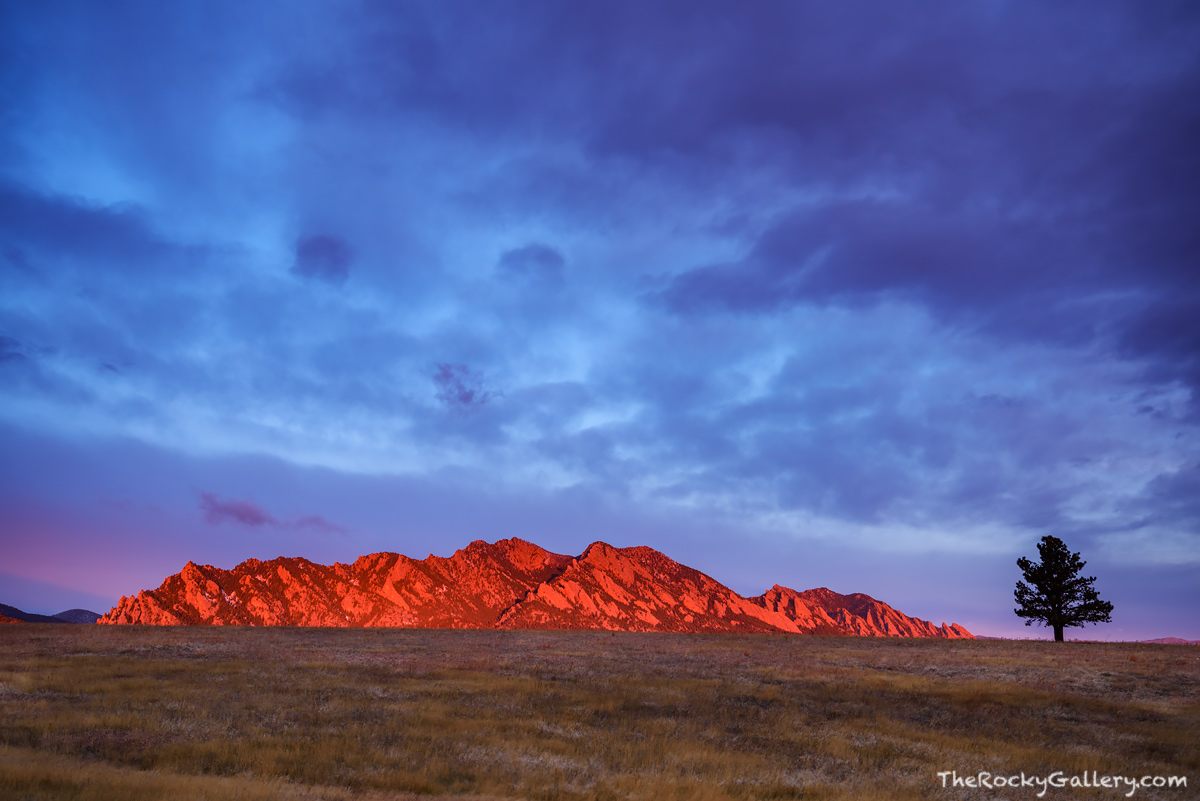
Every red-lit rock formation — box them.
[98,538,973,638]
[0,614,23,624]
[499,542,819,633]
[754,585,972,638]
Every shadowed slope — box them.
[0,603,69,624]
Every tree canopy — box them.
[1014,535,1113,642]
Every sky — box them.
[1,1,1197,639]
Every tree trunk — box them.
[1054,624,1064,642]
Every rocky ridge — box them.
[98,538,972,638]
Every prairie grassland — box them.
[0,627,1196,800]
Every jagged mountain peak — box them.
[98,538,972,639]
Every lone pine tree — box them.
[1015,535,1113,642]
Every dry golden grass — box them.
[1,627,1196,800]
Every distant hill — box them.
[0,603,101,624]
[0,602,68,623]
[1141,637,1200,645]
[53,608,103,624]
[98,537,973,638]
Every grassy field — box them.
[0,626,1196,800]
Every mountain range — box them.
[97,538,972,637]
[0,603,101,624]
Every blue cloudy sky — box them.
[2,1,1197,638]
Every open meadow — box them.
[1,626,1196,800]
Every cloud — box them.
[1118,298,1200,418]
[198,492,277,527]
[0,180,167,269]
[433,363,498,412]
[0,335,26,364]
[1132,462,1200,532]
[294,514,349,536]
[497,243,565,284]
[197,492,349,536]
[3,1,1199,638]
[291,234,352,284]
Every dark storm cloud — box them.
[3,1,1199,637]
[661,91,1198,402]
[267,2,964,159]
[1119,299,1200,416]
[1132,463,1200,530]
[310,0,1195,409]
[665,201,1054,311]
[292,234,353,285]
[0,181,166,268]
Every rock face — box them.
[755,585,972,639]
[98,538,973,638]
